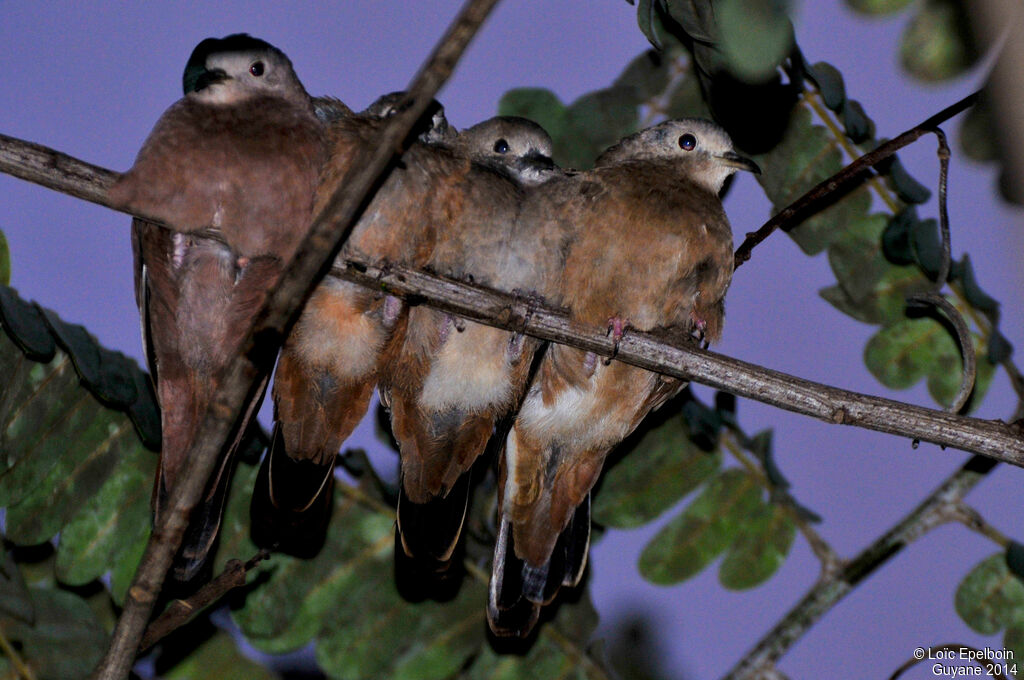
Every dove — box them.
[378,116,563,579]
[248,95,459,557]
[110,34,326,581]
[487,118,760,636]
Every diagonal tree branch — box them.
[332,260,1024,463]
[720,454,999,680]
[733,90,979,268]
[84,0,502,677]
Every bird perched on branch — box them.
[109,34,326,582]
[487,118,760,636]
[378,116,564,580]
[248,93,460,557]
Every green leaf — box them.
[819,267,928,325]
[636,0,664,49]
[828,213,900,303]
[0,353,84,504]
[900,0,979,82]
[500,85,639,170]
[562,88,638,169]
[0,548,34,624]
[958,254,1000,314]
[5,405,128,545]
[6,587,109,680]
[498,88,569,145]
[0,286,56,362]
[663,0,716,44]
[956,553,1024,635]
[718,0,794,83]
[317,570,485,680]
[594,413,722,528]
[887,156,932,204]
[756,106,871,254]
[613,50,673,104]
[165,630,278,680]
[719,502,796,589]
[864,317,993,409]
[665,65,709,119]
[988,329,1014,364]
[841,99,874,143]
[55,436,155,586]
[844,0,913,15]
[108,529,149,607]
[1003,626,1024,676]
[808,61,846,111]
[639,468,762,585]
[1008,543,1024,582]
[0,230,9,286]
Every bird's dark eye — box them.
[678,134,697,151]
[494,139,509,154]
[249,61,265,77]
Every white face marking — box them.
[598,118,751,193]
[193,48,304,105]
[458,117,559,185]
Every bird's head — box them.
[596,118,760,194]
[457,116,559,186]
[361,91,457,145]
[182,34,307,105]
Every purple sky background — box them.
[2,2,1023,678]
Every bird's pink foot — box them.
[689,310,707,345]
[605,316,630,365]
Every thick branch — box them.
[334,260,1024,465]
[0,133,117,206]
[88,0,501,677]
[733,90,979,268]
[720,455,998,680]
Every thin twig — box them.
[733,90,979,268]
[950,503,1011,547]
[88,1,502,677]
[0,628,37,680]
[930,128,953,290]
[907,292,977,414]
[137,550,270,652]
[901,128,977,412]
[888,643,1006,680]
[720,455,998,680]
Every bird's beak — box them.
[192,67,230,93]
[520,151,557,172]
[718,151,761,174]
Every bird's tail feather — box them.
[395,467,472,568]
[249,422,336,558]
[158,374,270,584]
[487,495,592,637]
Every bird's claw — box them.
[605,316,629,365]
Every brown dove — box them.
[378,116,564,580]
[110,34,326,581]
[487,118,760,636]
